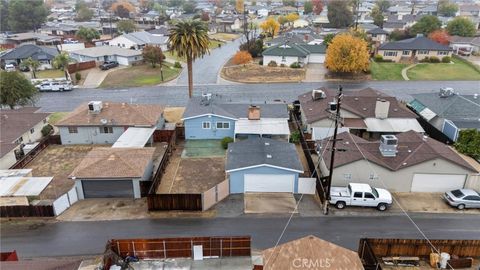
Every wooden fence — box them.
[108,236,251,259]
[0,205,55,218]
[358,238,480,270]
[67,60,96,73]
[147,194,203,211]
[9,135,60,170]
[147,130,176,195]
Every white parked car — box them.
[4,64,16,72]
[35,81,73,92]
[329,183,393,211]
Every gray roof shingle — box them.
[379,36,452,51]
[0,44,58,61]
[183,97,289,120]
[226,138,304,172]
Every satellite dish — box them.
[100,118,108,124]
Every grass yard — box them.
[164,40,226,62]
[100,63,181,88]
[48,112,69,125]
[209,33,241,41]
[370,61,407,80]
[36,69,65,79]
[407,57,480,80]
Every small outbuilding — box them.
[226,138,304,193]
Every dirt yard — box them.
[222,63,306,83]
[157,143,225,194]
[26,145,103,200]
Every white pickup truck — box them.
[329,183,393,211]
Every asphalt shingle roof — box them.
[262,44,310,57]
[226,138,303,172]
[379,36,452,51]
[410,93,480,129]
[183,97,289,120]
[367,28,389,35]
[0,44,58,61]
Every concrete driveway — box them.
[303,63,327,82]
[81,66,126,88]
[244,193,298,214]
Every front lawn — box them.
[209,33,241,41]
[48,112,69,125]
[36,69,65,79]
[407,56,480,80]
[100,63,181,88]
[164,40,225,62]
[370,61,407,80]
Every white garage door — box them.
[117,56,129,66]
[308,54,325,63]
[411,174,466,192]
[244,174,294,193]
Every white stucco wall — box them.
[263,55,300,66]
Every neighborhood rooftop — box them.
[226,138,303,173]
[319,131,477,172]
[68,46,142,58]
[119,31,168,45]
[0,44,58,61]
[0,107,50,157]
[56,102,164,126]
[182,97,289,120]
[379,36,452,51]
[69,147,155,179]
[262,43,326,57]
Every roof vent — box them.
[354,97,359,101]
[375,99,390,119]
[379,134,398,157]
[266,154,272,159]
[474,93,478,99]
[201,93,212,106]
[312,89,326,100]
[88,101,103,113]
[439,88,454,98]
[265,142,270,146]
[329,99,337,111]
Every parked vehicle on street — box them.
[4,64,16,72]
[329,183,393,211]
[35,80,73,92]
[443,189,480,209]
[99,61,119,70]
[19,65,30,72]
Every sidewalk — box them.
[401,64,417,80]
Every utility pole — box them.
[323,86,343,215]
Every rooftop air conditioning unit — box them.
[88,101,103,113]
[312,89,326,100]
[379,135,398,157]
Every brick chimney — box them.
[248,105,261,120]
[375,99,390,119]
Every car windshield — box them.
[372,188,379,198]
[451,189,464,198]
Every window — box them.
[383,51,397,57]
[372,34,377,37]
[402,50,410,55]
[369,173,378,180]
[464,196,480,201]
[343,173,352,180]
[68,127,78,134]
[353,192,363,198]
[30,128,34,134]
[99,126,113,133]
[281,56,286,61]
[15,137,23,144]
[418,50,429,54]
[438,51,449,55]
[202,121,211,129]
[364,193,376,199]
[216,122,230,129]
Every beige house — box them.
[378,36,452,62]
[367,28,389,44]
[298,88,424,140]
[316,131,478,192]
[0,108,50,169]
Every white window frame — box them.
[99,126,113,134]
[438,51,449,55]
[216,122,230,129]
[418,50,429,54]
[30,128,35,134]
[402,50,410,55]
[202,121,211,129]
[369,173,378,180]
[68,126,78,134]
[343,173,352,180]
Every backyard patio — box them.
[181,140,225,158]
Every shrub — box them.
[259,60,263,65]
[221,137,234,149]
[75,72,81,81]
[374,54,383,62]
[429,56,440,63]
[41,124,53,137]
[290,130,300,143]
[442,56,451,63]
[290,62,301,68]
[267,60,277,67]
[232,51,253,66]
[280,63,286,67]
[174,61,182,68]
[420,57,430,63]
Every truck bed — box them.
[330,187,350,198]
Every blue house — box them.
[182,96,290,140]
[226,138,304,193]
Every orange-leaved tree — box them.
[325,34,369,73]
[232,51,253,66]
[260,17,280,37]
[428,29,451,45]
[285,13,299,25]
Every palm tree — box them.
[22,57,41,79]
[52,52,72,80]
[168,20,210,98]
